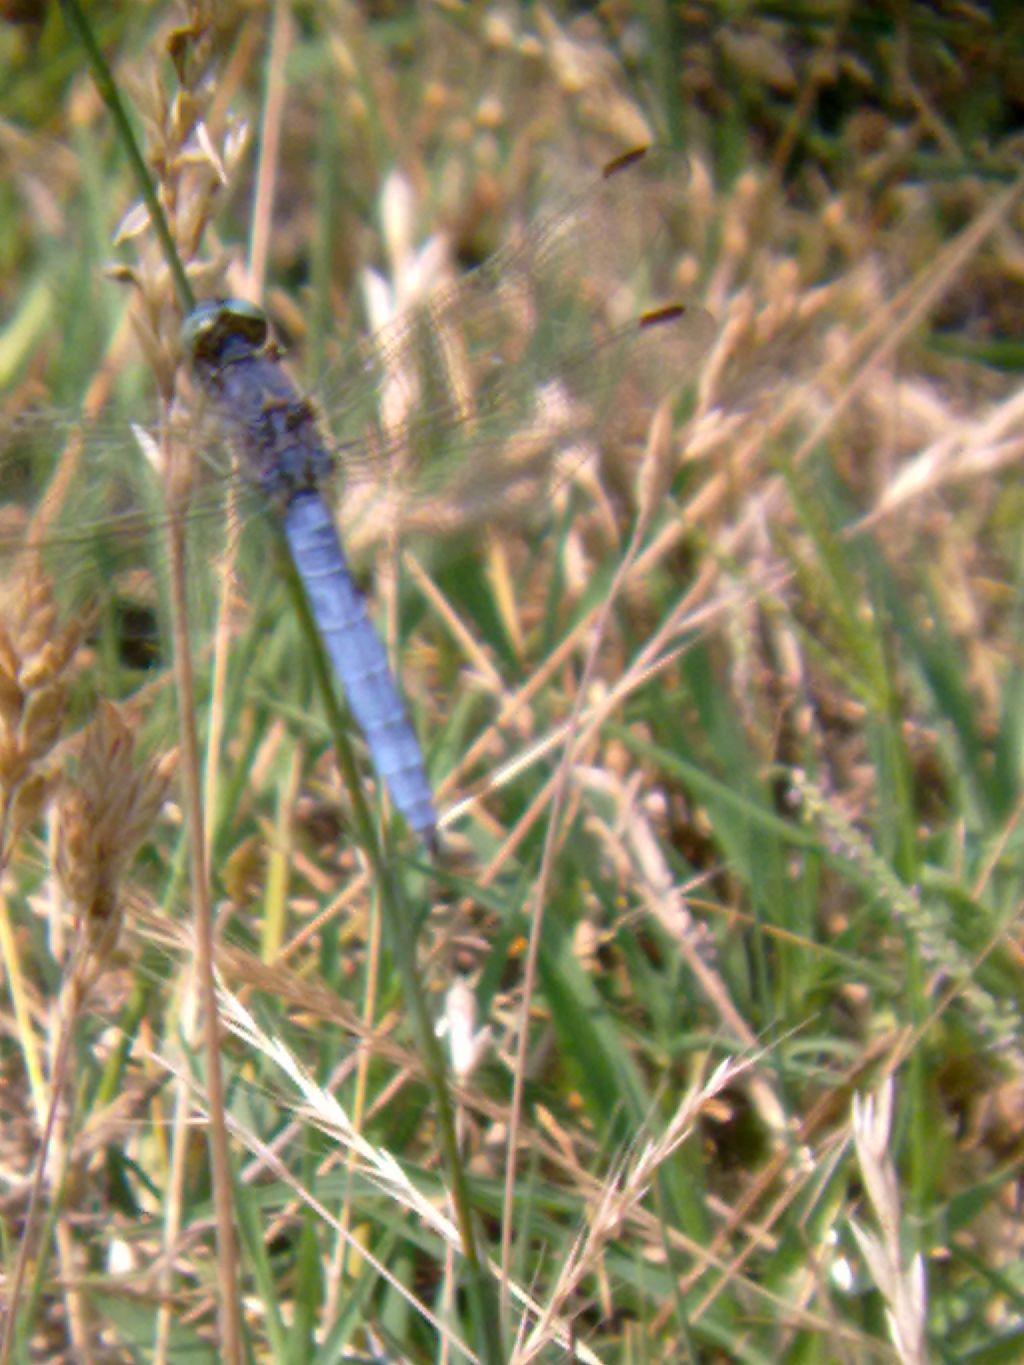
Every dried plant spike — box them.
[56,703,174,957]
[1,560,82,672]
[850,1079,929,1365]
[0,559,82,861]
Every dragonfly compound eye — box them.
[182,298,269,368]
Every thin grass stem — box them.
[274,537,505,1360]
[59,0,196,315]
[164,439,244,1364]
[60,5,245,1356]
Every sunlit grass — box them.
[1,2,1023,1362]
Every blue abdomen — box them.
[282,491,437,844]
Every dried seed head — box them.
[56,703,175,956]
[0,560,82,679]
[0,561,83,850]
[109,8,241,397]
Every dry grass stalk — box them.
[47,705,171,1365]
[216,988,615,1363]
[850,1078,928,1365]
[109,11,250,1363]
[0,693,172,1365]
[1,5,230,1352]
[511,1054,754,1363]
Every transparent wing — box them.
[0,147,712,612]
[313,147,711,530]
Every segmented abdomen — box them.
[282,490,437,845]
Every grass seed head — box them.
[56,702,175,957]
[0,562,83,849]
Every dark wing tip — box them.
[602,146,651,179]
[639,303,688,328]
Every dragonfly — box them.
[1,147,714,850]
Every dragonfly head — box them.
[182,298,268,370]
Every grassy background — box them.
[1,2,1023,1361]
